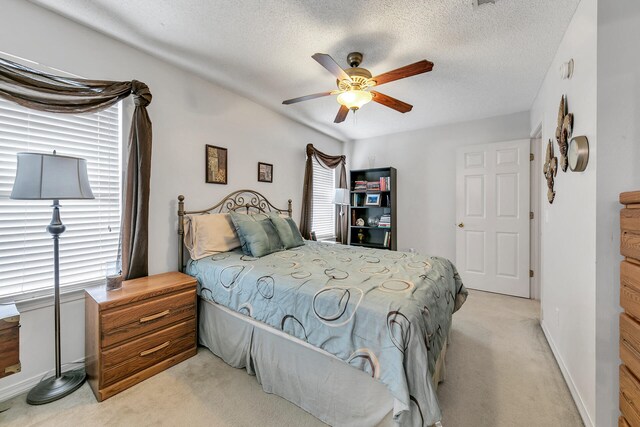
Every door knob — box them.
[457,222,464,228]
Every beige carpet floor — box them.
[0,290,583,427]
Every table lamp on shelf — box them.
[10,151,94,405]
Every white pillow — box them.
[183,213,241,260]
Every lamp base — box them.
[26,369,86,405]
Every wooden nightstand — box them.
[85,272,197,401]
[0,303,21,379]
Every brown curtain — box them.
[0,56,152,280]
[300,143,348,244]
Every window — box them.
[312,158,336,240]
[0,95,121,297]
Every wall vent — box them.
[472,0,497,8]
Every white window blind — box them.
[0,96,121,297]
[312,158,335,240]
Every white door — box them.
[455,140,530,298]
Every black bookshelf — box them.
[348,167,397,250]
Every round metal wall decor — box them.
[568,136,589,172]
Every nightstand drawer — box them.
[622,284,640,325]
[102,318,196,386]
[621,313,640,381]
[0,327,20,378]
[622,231,640,261]
[101,289,196,347]
[621,365,640,426]
[0,303,20,378]
[622,209,640,234]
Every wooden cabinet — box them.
[0,303,20,378]
[85,272,197,401]
[349,167,397,250]
[620,191,640,426]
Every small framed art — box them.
[365,193,381,206]
[258,162,273,183]
[206,145,227,184]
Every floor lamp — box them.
[333,188,350,242]
[10,151,94,404]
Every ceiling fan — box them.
[282,52,434,123]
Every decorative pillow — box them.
[268,213,305,249]
[183,213,240,260]
[229,211,284,257]
[229,212,268,252]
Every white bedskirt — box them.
[197,298,448,427]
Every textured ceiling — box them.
[30,0,580,141]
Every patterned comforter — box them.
[186,241,467,426]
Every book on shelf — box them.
[379,213,391,228]
[353,178,391,192]
[354,180,367,191]
[383,231,391,247]
[378,176,391,191]
[366,181,380,191]
[351,193,366,206]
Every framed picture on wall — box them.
[258,162,273,183]
[205,145,227,184]
[365,193,381,206]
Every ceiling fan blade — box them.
[283,91,335,105]
[370,91,413,113]
[334,105,349,123]
[312,53,352,82]
[369,60,434,86]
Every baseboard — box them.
[540,321,594,427]
[0,357,85,403]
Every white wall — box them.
[596,1,640,426]
[346,111,530,260]
[0,0,342,400]
[528,0,597,424]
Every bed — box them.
[177,190,467,427]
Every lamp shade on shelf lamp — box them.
[11,152,94,200]
[10,151,94,405]
[333,188,350,205]
[337,90,373,111]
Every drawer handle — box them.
[139,309,171,323]
[140,341,170,356]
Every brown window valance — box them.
[0,56,152,280]
[300,143,348,244]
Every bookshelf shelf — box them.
[350,190,391,194]
[349,167,397,250]
[350,242,388,249]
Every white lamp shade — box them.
[10,152,94,200]
[337,90,373,110]
[333,188,350,205]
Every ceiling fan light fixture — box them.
[337,90,372,111]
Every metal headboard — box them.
[177,189,292,272]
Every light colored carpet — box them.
[437,290,583,426]
[0,290,583,427]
